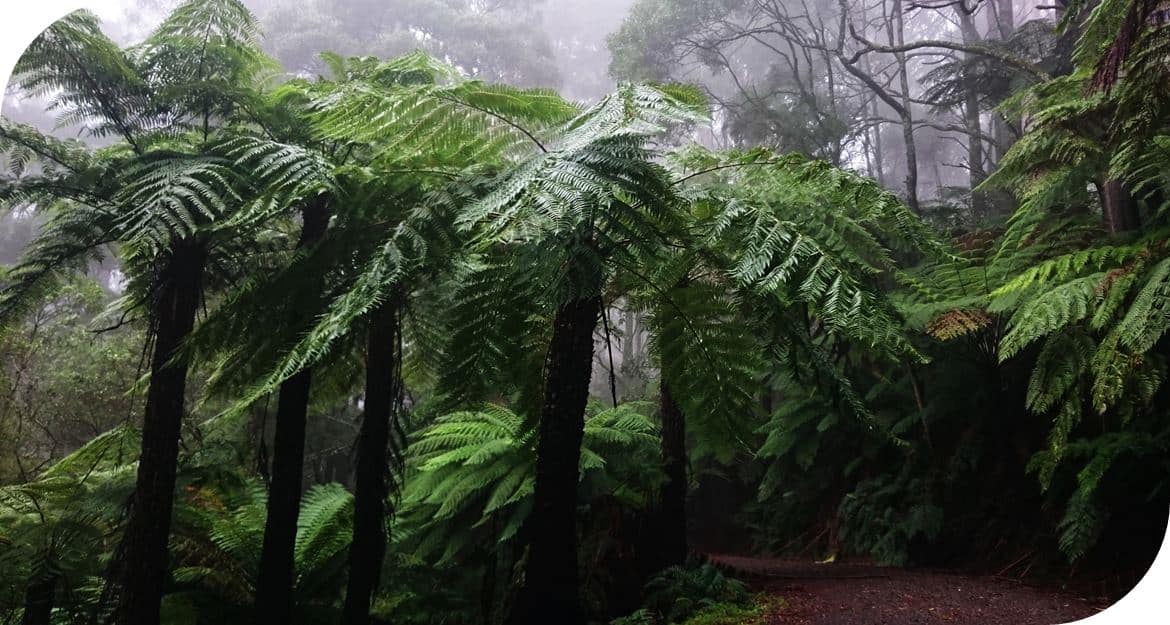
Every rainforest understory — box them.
[1,1,1168,625]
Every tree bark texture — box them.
[1101,179,1140,234]
[109,240,205,625]
[21,573,56,625]
[341,296,402,625]
[655,380,688,571]
[508,296,601,625]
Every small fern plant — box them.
[393,402,665,566]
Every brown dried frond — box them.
[926,308,993,341]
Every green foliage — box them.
[678,597,784,625]
[639,563,750,624]
[0,0,276,326]
[170,481,353,620]
[395,403,664,565]
[649,280,762,462]
[0,424,140,622]
[611,594,783,625]
[899,21,1170,557]
[838,474,944,567]
[5,3,1170,624]
[453,83,705,305]
[0,279,143,480]
[610,609,657,625]
[673,146,940,361]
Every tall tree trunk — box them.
[655,380,688,570]
[109,240,205,625]
[889,0,919,213]
[870,104,886,187]
[341,296,401,625]
[822,49,843,166]
[21,573,56,625]
[1100,179,1141,233]
[508,296,601,625]
[957,8,988,219]
[990,0,1018,166]
[254,198,330,625]
[993,0,1015,40]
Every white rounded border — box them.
[0,3,1168,624]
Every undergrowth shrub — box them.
[607,562,752,624]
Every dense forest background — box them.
[1,1,1169,625]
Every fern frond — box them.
[1000,273,1105,360]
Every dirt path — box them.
[707,555,1106,625]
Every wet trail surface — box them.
[707,555,1107,625]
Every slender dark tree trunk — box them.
[21,573,56,625]
[109,240,205,625]
[254,369,312,620]
[508,296,601,625]
[341,296,401,625]
[480,546,498,625]
[655,380,688,570]
[1100,179,1140,233]
[254,198,330,625]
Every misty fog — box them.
[2,2,1165,625]
[4,0,1062,219]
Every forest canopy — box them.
[1,1,1168,625]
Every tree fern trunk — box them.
[255,197,330,625]
[508,296,600,625]
[480,546,498,625]
[656,380,688,570]
[109,240,205,625]
[1101,179,1140,233]
[21,573,55,625]
[254,368,312,624]
[342,296,401,625]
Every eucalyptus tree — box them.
[0,2,285,624]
